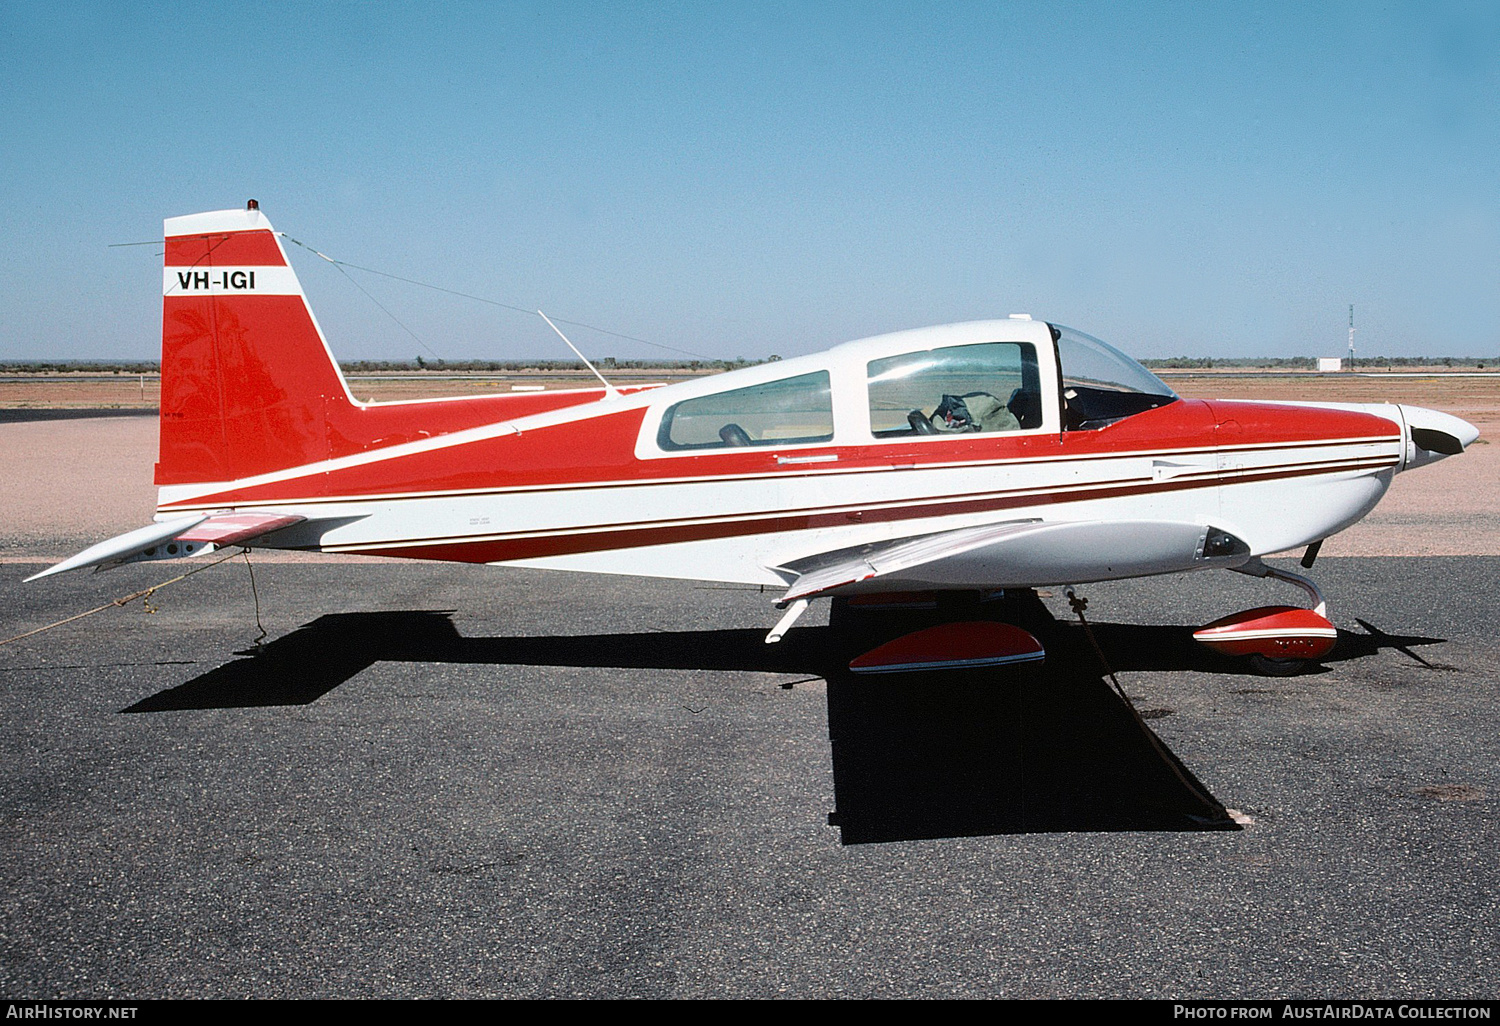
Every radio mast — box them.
[1347,304,1355,371]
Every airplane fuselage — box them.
[152,316,1414,592]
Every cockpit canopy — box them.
[643,319,1179,455]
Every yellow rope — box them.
[0,549,243,649]
[1064,586,1225,816]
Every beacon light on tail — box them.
[31,203,1479,676]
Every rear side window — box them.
[657,371,834,450]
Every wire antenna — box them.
[278,233,708,360]
[538,310,621,399]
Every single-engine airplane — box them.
[30,203,1479,674]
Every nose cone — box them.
[1399,405,1480,469]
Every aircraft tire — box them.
[1245,654,1308,677]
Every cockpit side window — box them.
[1050,324,1178,431]
[867,343,1042,437]
[657,371,834,450]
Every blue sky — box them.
[1,1,1495,361]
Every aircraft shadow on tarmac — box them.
[122,595,1444,844]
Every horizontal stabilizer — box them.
[25,512,304,582]
[175,512,305,547]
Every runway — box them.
[1,555,1495,998]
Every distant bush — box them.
[5,354,1496,375]
[0,361,160,373]
[1143,356,1498,371]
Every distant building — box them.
[1317,357,1343,372]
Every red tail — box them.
[158,205,355,486]
[156,204,611,491]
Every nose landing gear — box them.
[1193,559,1337,676]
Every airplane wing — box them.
[25,512,306,582]
[773,518,1247,604]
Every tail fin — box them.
[157,203,356,487]
[157,203,615,501]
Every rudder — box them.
[158,202,355,487]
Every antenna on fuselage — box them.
[1347,304,1356,372]
[538,309,621,399]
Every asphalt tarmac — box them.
[1,556,1496,999]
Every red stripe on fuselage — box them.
[332,455,1393,565]
[161,433,1398,512]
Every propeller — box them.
[1399,404,1479,469]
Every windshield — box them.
[1052,325,1176,396]
[1050,324,1178,430]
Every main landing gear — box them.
[1192,558,1338,676]
[773,558,1340,678]
[827,590,1052,674]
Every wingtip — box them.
[22,515,209,583]
[23,556,90,583]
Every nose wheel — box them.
[1193,559,1337,676]
[1245,652,1315,677]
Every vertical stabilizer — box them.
[157,203,356,486]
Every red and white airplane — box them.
[31,203,1479,673]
